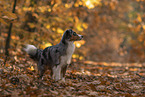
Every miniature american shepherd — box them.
[24,29,83,81]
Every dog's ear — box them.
[65,29,70,34]
[65,29,72,39]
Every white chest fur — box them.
[60,42,75,65]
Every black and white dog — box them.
[24,29,83,81]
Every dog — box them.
[24,29,83,81]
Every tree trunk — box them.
[4,0,17,64]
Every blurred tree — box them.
[4,0,17,64]
[126,0,145,62]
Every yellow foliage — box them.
[28,23,35,28]
[0,10,17,24]
[32,13,39,18]
[65,4,72,8]
[30,66,35,71]
[28,66,35,71]
[57,28,64,34]
[76,23,83,31]
[82,23,88,29]
[41,42,52,49]
[129,68,138,71]
[3,11,17,20]
[74,16,79,23]
[38,6,48,13]
[11,35,19,40]
[136,0,144,2]
[74,40,86,48]
[82,0,101,9]
[80,40,86,45]
[142,25,145,30]
[138,35,144,42]
[72,54,84,60]
[135,25,141,32]
[5,63,11,67]
[46,25,50,29]
[72,54,79,58]
[79,56,84,60]
[23,7,34,12]
[52,28,56,31]
[79,1,83,5]
[85,0,95,9]
[44,43,52,47]
[0,18,7,24]
[137,15,142,22]
[76,21,88,31]
[65,4,69,8]
[48,8,51,12]
[75,42,81,48]
[110,2,115,10]
[74,3,79,7]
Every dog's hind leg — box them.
[39,68,45,79]
[37,59,46,79]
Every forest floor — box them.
[0,54,145,97]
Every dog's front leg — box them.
[60,65,68,82]
[52,65,61,81]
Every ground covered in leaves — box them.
[0,55,145,96]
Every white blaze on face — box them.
[78,34,83,40]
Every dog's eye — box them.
[73,32,77,36]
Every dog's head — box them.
[61,29,83,43]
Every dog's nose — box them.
[80,35,83,40]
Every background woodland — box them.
[0,0,145,62]
[0,0,145,96]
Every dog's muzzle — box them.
[78,35,83,40]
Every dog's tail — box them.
[24,44,42,61]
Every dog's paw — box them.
[61,77,65,83]
[55,78,61,82]
[57,78,65,83]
